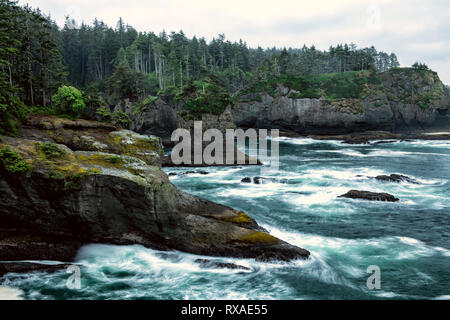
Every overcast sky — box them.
[19,0,450,84]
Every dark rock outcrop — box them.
[373,174,419,184]
[339,190,399,202]
[0,262,73,277]
[241,177,288,184]
[194,259,250,271]
[127,98,180,143]
[168,171,210,177]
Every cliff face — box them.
[0,116,309,263]
[233,69,450,134]
[128,98,236,145]
[123,69,449,138]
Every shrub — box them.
[40,142,65,158]
[0,147,30,173]
[96,106,112,121]
[96,107,130,128]
[111,111,131,128]
[52,86,86,117]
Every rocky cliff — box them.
[233,68,450,134]
[0,116,309,265]
[124,68,449,137]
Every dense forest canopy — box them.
[0,0,408,134]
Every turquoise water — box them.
[1,138,449,300]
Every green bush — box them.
[52,86,86,117]
[132,95,158,115]
[0,147,30,173]
[181,80,232,119]
[96,106,112,121]
[40,142,66,158]
[241,71,377,102]
[111,111,131,127]
[96,107,130,128]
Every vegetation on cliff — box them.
[239,70,380,102]
[0,0,406,136]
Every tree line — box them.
[1,0,401,134]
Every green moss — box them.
[222,211,252,224]
[239,231,280,245]
[108,133,163,158]
[0,147,31,173]
[76,153,124,169]
[105,155,120,164]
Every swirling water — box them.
[1,138,449,300]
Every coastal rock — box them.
[241,177,288,184]
[0,128,310,263]
[194,259,250,271]
[167,171,210,177]
[373,174,419,184]
[338,190,399,202]
[129,97,180,142]
[20,115,164,166]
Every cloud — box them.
[18,0,450,83]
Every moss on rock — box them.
[239,231,281,245]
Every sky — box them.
[19,0,450,84]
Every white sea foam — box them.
[0,286,23,300]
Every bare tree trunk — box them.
[42,88,46,106]
[148,44,152,73]
[8,63,12,86]
[180,59,183,88]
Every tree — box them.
[106,61,146,103]
[412,62,429,70]
[0,0,28,135]
[52,85,85,116]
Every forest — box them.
[0,0,402,134]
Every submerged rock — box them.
[339,190,399,202]
[167,171,210,177]
[241,177,288,184]
[194,259,250,271]
[0,121,310,264]
[373,174,419,184]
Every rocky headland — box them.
[0,116,309,275]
